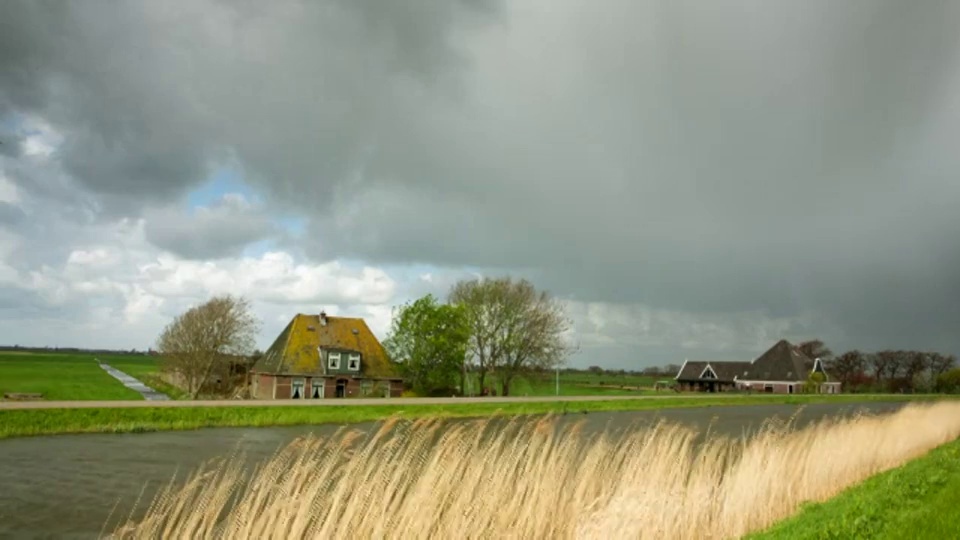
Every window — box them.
[348,353,361,371]
[291,378,305,399]
[311,380,324,399]
[764,384,774,393]
[361,381,372,396]
[328,351,341,370]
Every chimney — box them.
[320,311,328,326]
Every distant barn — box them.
[674,339,841,394]
[250,311,403,399]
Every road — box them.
[0,394,707,410]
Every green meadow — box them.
[462,370,661,397]
[0,352,145,400]
[0,351,185,401]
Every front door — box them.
[336,379,347,398]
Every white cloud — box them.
[0,174,19,204]
[19,115,63,158]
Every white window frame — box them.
[291,378,305,399]
[311,379,325,399]
[348,352,361,371]
[699,364,718,380]
[328,351,341,370]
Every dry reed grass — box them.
[108,401,960,539]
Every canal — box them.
[0,401,907,539]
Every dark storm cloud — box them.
[1,0,959,356]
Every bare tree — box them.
[798,339,833,361]
[929,353,957,378]
[903,351,930,385]
[869,352,888,385]
[156,295,260,399]
[449,276,576,396]
[832,350,866,389]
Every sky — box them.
[1,0,959,370]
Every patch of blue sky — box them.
[241,238,277,259]
[187,166,259,209]
[274,215,306,236]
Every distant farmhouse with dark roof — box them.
[674,339,841,394]
[250,311,403,399]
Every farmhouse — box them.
[674,339,842,394]
[673,360,752,393]
[250,311,404,399]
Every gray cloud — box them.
[1,0,960,361]
[143,195,277,259]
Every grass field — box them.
[0,394,953,439]
[0,352,186,401]
[108,401,960,539]
[465,371,660,397]
[1,351,663,402]
[749,432,960,539]
[0,352,146,400]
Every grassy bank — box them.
[749,432,960,539]
[108,401,960,539]
[0,394,953,439]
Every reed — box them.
[110,401,960,539]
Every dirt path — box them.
[0,394,693,410]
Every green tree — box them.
[936,368,960,394]
[384,294,471,396]
[804,371,826,394]
[449,276,575,397]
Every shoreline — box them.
[0,394,953,440]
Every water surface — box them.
[0,401,907,539]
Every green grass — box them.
[466,371,659,396]
[747,435,960,539]
[0,352,147,400]
[0,351,189,401]
[0,394,954,440]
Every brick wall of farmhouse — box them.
[739,382,794,394]
[323,377,363,398]
[274,375,291,399]
[253,374,403,399]
[254,374,274,399]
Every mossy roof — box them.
[251,314,401,379]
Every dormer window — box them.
[348,353,361,371]
[328,351,341,370]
